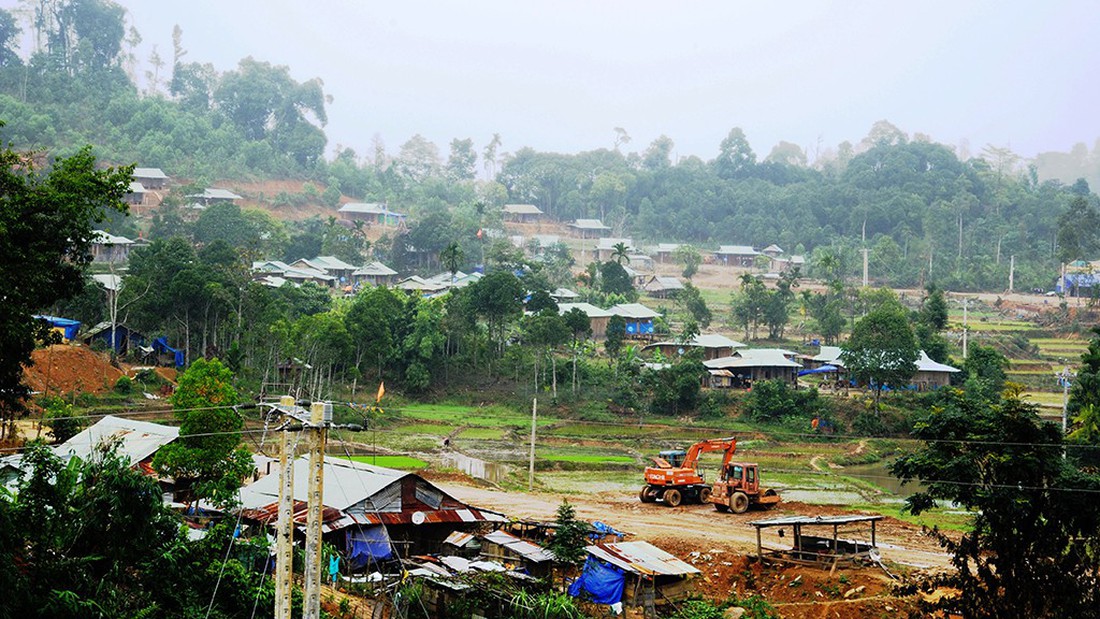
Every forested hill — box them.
[1,2,1100,292]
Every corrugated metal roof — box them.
[609,303,660,319]
[596,237,635,251]
[338,202,387,214]
[54,415,179,466]
[716,245,758,255]
[917,351,960,373]
[749,514,884,528]
[354,261,398,276]
[503,204,543,215]
[444,531,476,547]
[92,230,135,245]
[585,541,699,576]
[570,219,610,230]
[239,456,405,512]
[133,167,168,179]
[704,349,802,369]
[482,530,554,563]
[557,303,613,318]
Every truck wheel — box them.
[664,489,682,507]
[639,486,657,503]
[730,492,749,514]
[698,487,712,504]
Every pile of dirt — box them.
[24,344,123,395]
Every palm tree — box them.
[440,242,464,285]
[611,242,629,266]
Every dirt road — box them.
[434,480,952,571]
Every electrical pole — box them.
[304,401,331,619]
[962,298,969,359]
[861,248,869,287]
[528,398,537,491]
[274,396,295,619]
[1008,255,1015,293]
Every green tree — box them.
[1068,326,1100,417]
[713,127,756,179]
[841,304,919,409]
[729,274,768,340]
[677,282,712,329]
[676,244,702,280]
[0,140,130,439]
[892,390,1100,618]
[605,315,626,360]
[919,284,950,331]
[439,241,464,284]
[1056,196,1100,265]
[547,499,588,568]
[598,260,636,299]
[963,344,1008,398]
[468,270,524,356]
[153,358,254,506]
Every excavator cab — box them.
[659,450,686,468]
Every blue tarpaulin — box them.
[798,364,839,376]
[153,337,185,367]
[34,315,81,341]
[568,557,625,605]
[589,521,626,541]
[346,526,393,569]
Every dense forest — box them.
[2,1,1100,295]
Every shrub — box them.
[744,380,830,422]
[114,375,133,395]
[44,398,84,442]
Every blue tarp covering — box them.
[624,321,654,335]
[34,315,81,340]
[589,521,626,541]
[346,526,393,569]
[568,557,625,605]
[798,364,839,376]
[153,337,185,367]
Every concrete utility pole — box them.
[528,398,537,491]
[1008,255,1015,293]
[268,397,338,619]
[303,401,331,619]
[274,396,295,619]
[962,298,969,359]
[861,248,869,287]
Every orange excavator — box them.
[640,437,780,512]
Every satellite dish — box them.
[411,511,426,525]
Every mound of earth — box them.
[24,344,123,395]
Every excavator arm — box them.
[681,437,737,470]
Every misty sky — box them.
[48,1,1100,161]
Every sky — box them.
[15,0,1100,162]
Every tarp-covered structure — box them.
[569,541,699,609]
[238,456,505,568]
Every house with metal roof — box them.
[132,167,169,189]
[609,303,661,337]
[125,181,146,205]
[642,275,684,298]
[596,237,636,262]
[502,203,543,222]
[653,243,681,263]
[353,261,399,287]
[91,230,134,263]
[714,244,759,267]
[478,529,555,578]
[186,188,243,206]
[557,303,613,339]
[338,202,407,227]
[238,456,505,568]
[569,540,699,608]
[644,333,746,361]
[704,348,803,387]
[568,218,612,238]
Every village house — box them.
[569,540,700,610]
[609,303,661,337]
[237,456,506,570]
[714,245,759,267]
[91,230,135,263]
[568,218,612,239]
[704,348,803,388]
[653,243,681,263]
[354,261,399,287]
[186,188,243,207]
[502,203,543,223]
[338,202,407,227]
[124,181,146,206]
[596,237,636,262]
[557,303,613,339]
[642,275,684,298]
[132,167,169,189]
[644,333,746,361]
[808,346,959,390]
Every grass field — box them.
[346,455,429,469]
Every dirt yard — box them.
[431,478,948,616]
[24,344,125,396]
